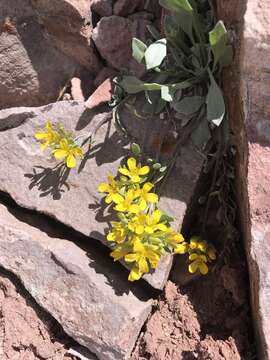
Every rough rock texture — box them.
[92,15,148,76]
[217,0,270,359]
[0,0,77,109]
[132,277,253,360]
[0,270,80,360]
[31,0,101,72]
[91,0,113,17]
[0,100,203,289]
[0,202,152,360]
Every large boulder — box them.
[218,0,270,358]
[31,0,101,72]
[0,100,203,289]
[0,202,152,360]
[92,15,149,76]
[0,0,77,109]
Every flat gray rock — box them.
[0,100,204,289]
[0,203,152,360]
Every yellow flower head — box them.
[135,182,158,209]
[118,157,150,183]
[125,239,161,281]
[114,189,145,214]
[98,175,121,204]
[144,210,168,234]
[53,138,83,168]
[35,121,59,150]
[107,221,127,243]
[188,253,208,275]
[110,243,131,262]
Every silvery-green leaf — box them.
[209,21,227,66]
[219,45,233,67]
[132,38,147,64]
[118,76,144,94]
[159,0,193,13]
[144,38,167,70]
[172,96,204,115]
[131,143,141,155]
[191,116,211,147]
[206,72,225,126]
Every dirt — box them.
[0,269,76,360]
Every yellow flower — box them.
[128,213,147,235]
[98,175,121,204]
[35,121,59,150]
[166,229,185,248]
[125,239,160,281]
[144,210,168,234]
[207,245,217,260]
[110,243,131,261]
[135,182,158,208]
[53,138,83,168]
[118,157,150,183]
[114,189,145,213]
[107,221,127,243]
[128,266,143,282]
[188,253,208,275]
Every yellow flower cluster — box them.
[186,236,216,275]
[35,121,83,168]
[98,157,187,281]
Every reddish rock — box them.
[71,77,85,102]
[91,0,113,17]
[94,67,117,88]
[85,78,112,109]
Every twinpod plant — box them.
[111,0,232,147]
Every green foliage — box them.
[112,0,232,149]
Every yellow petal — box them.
[135,225,144,235]
[35,132,47,140]
[73,147,83,158]
[139,200,147,211]
[174,244,188,254]
[66,154,76,168]
[128,267,142,281]
[189,253,199,261]
[127,157,137,170]
[151,210,161,224]
[125,254,137,263]
[155,224,168,232]
[107,232,115,241]
[54,149,68,159]
[98,183,109,193]
[146,193,158,203]
[143,182,154,192]
[112,194,124,204]
[199,262,208,275]
[133,240,145,253]
[189,261,199,273]
[46,121,53,130]
[115,204,126,212]
[118,167,130,176]
[138,257,149,273]
[105,194,113,204]
[129,204,140,213]
[138,166,150,175]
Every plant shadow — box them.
[24,164,71,200]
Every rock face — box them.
[0,0,77,109]
[218,0,270,358]
[91,0,113,17]
[0,202,152,360]
[92,15,148,75]
[31,0,101,72]
[0,100,203,289]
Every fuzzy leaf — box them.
[159,0,193,13]
[144,38,167,70]
[209,21,227,66]
[172,96,204,115]
[206,73,225,126]
[132,38,147,64]
[191,116,211,147]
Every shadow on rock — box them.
[24,164,71,200]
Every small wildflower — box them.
[53,138,83,168]
[135,182,158,208]
[188,253,209,275]
[35,121,59,150]
[118,157,149,183]
[114,189,145,213]
[144,210,168,234]
[107,221,127,243]
[98,175,121,204]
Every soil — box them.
[131,263,255,360]
[0,268,77,360]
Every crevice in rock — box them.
[0,190,159,300]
